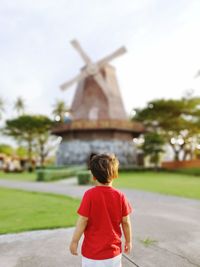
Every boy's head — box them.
[89,153,119,184]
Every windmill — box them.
[60,39,127,120]
[53,40,144,166]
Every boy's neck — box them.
[96,181,113,187]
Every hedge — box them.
[36,166,85,181]
[77,170,92,185]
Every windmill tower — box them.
[61,40,127,120]
[53,40,144,165]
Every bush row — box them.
[36,166,85,181]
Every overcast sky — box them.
[0,0,200,120]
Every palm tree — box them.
[52,100,69,122]
[14,97,25,116]
[0,97,5,119]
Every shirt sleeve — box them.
[77,191,91,218]
[122,193,132,217]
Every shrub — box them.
[36,169,73,181]
[36,165,85,170]
[77,170,92,185]
[36,166,85,181]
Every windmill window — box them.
[89,107,99,120]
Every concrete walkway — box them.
[0,178,200,267]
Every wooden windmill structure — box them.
[53,40,144,165]
[60,39,127,120]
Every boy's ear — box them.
[92,176,97,181]
[113,173,119,179]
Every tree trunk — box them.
[28,139,33,172]
[169,143,180,161]
[40,146,45,168]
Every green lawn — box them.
[0,171,36,181]
[1,171,200,235]
[114,171,200,200]
[0,187,80,234]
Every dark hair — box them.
[89,153,119,184]
[87,152,98,169]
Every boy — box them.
[69,153,132,267]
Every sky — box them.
[0,0,200,121]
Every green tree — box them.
[141,132,165,168]
[31,116,54,167]
[16,146,28,158]
[52,100,69,122]
[133,97,200,161]
[4,115,53,171]
[4,115,36,171]
[14,97,25,116]
[0,144,14,156]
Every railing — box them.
[52,119,144,134]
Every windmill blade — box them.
[71,39,92,64]
[97,46,127,68]
[94,73,110,97]
[60,71,88,90]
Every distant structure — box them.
[52,40,144,165]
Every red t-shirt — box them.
[77,186,132,260]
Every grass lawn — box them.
[0,171,36,181]
[0,187,80,234]
[114,171,200,200]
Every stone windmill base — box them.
[56,139,137,166]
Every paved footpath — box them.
[0,178,200,267]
